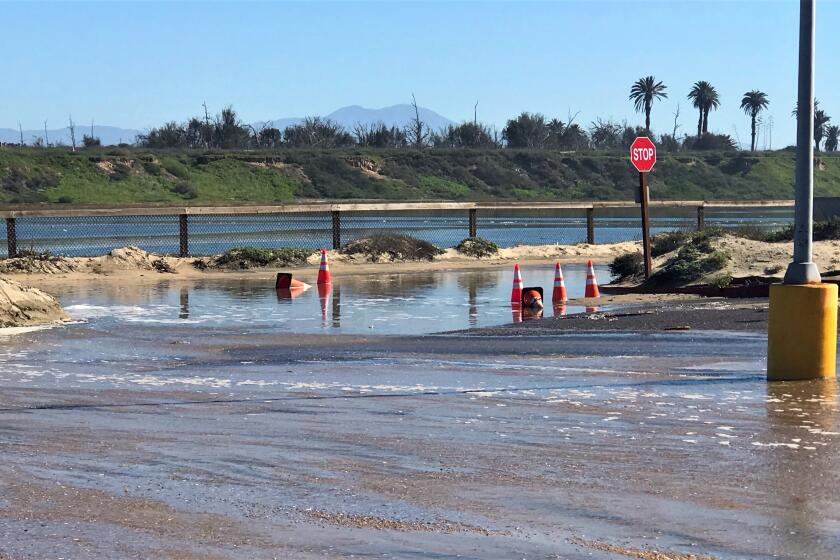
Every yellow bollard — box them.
[767,283,838,381]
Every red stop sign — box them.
[630,137,656,172]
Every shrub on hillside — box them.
[171,180,198,199]
[649,242,729,286]
[609,252,644,281]
[765,217,840,243]
[142,161,163,175]
[341,234,443,262]
[651,231,692,257]
[455,237,499,258]
[214,247,313,269]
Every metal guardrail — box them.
[0,200,795,258]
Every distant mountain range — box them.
[0,125,142,147]
[0,104,456,146]
[259,104,455,133]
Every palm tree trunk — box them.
[697,109,702,137]
[645,105,651,134]
[702,107,709,134]
[751,115,756,152]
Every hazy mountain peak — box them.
[264,104,455,133]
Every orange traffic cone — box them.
[317,249,331,285]
[511,264,524,303]
[553,304,567,317]
[552,262,567,304]
[584,260,600,298]
[276,273,311,291]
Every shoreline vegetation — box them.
[1,147,840,207]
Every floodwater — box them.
[1,323,838,559]
[51,263,610,335]
[2,264,839,559]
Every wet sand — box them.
[467,298,773,335]
[1,320,839,559]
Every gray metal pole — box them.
[784,0,821,284]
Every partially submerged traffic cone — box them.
[553,304,567,317]
[276,272,311,291]
[552,262,567,304]
[584,260,600,298]
[511,264,524,303]
[522,287,544,309]
[317,249,331,285]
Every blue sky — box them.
[1,0,838,147]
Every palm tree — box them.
[629,76,668,134]
[791,99,831,151]
[740,90,769,151]
[814,110,831,151]
[826,125,840,152]
[687,81,720,136]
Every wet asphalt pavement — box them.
[1,316,839,559]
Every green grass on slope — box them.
[1,147,839,206]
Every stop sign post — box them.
[630,137,656,278]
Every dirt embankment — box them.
[0,278,68,327]
[610,233,840,289]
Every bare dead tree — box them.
[44,120,49,147]
[405,93,429,150]
[474,101,478,125]
[18,123,23,146]
[90,119,95,138]
[566,109,581,128]
[672,104,681,138]
[352,122,371,145]
[202,101,212,148]
[68,115,77,151]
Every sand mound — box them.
[0,278,68,327]
[0,254,79,274]
[100,246,176,271]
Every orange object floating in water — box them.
[276,272,310,291]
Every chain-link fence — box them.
[0,203,794,258]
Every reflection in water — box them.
[764,380,839,557]
[331,284,341,329]
[275,287,307,301]
[511,303,522,324]
[585,306,600,313]
[468,278,478,327]
[317,283,330,325]
[179,286,189,319]
[456,271,498,292]
[522,307,543,321]
[53,264,608,335]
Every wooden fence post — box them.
[468,208,477,238]
[697,205,705,231]
[6,218,16,258]
[331,211,341,250]
[179,214,189,257]
[586,208,595,244]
